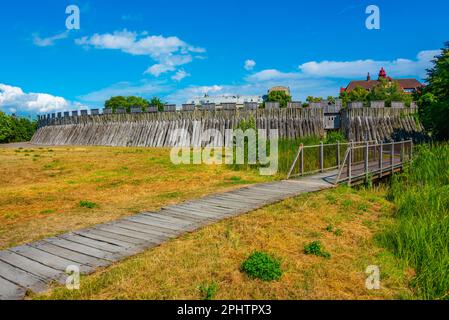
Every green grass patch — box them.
[198,282,218,300]
[380,143,449,300]
[79,201,98,209]
[304,241,331,259]
[241,251,282,281]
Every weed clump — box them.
[199,282,218,300]
[79,201,97,209]
[304,241,331,259]
[241,251,282,281]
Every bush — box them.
[304,241,331,258]
[241,251,282,281]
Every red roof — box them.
[343,68,423,93]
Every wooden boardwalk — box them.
[0,172,336,300]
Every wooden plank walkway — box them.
[0,172,336,300]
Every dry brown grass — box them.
[35,186,413,300]
[0,146,271,249]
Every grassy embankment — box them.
[380,143,449,300]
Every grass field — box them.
[34,186,412,300]
[0,145,273,249]
[380,143,449,300]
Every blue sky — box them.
[0,0,448,116]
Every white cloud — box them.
[299,50,440,79]
[245,69,300,82]
[33,31,70,47]
[0,83,70,114]
[171,70,191,82]
[244,59,256,71]
[75,29,205,77]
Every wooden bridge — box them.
[0,139,413,300]
[287,139,413,185]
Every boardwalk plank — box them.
[29,241,110,268]
[0,277,26,300]
[59,234,124,254]
[82,228,148,246]
[9,245,91,273]
[0,251,64,283]
[95,224,165,243]
[43,238,117,261]
[0,260,47,293]
[74,230,143,248]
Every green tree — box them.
[417,42,449,140]
[368,78,412,107]
[347,87,369,103]
[0,112,37,143]
[126,96,150,112]
[0,112,13,143]
[306,96,322,103]
[150,97,165,112]
[104,96,128,112]
[105,96,150,113]
[267,90,292,108]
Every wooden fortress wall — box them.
[32,109,324,147]
[341,107,423,142]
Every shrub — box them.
[79,201,97,209]
[304,241,331,259]
[241,251,282,281]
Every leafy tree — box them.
[306,96,322,103]
[367,78,412,107]
[0,112,37,143]
[417,42,449,140]
[126,96,150,112]
[267,90,292,108]
[0,112,13,142]
[150,97,165,112]
[104,96,128,112]
[346,87,369,103]
[105,96,150,113]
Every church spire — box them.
[378,67,387,79]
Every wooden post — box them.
[410,140,414,162]
[348,143,352,186]
[400,139,405,166]
[337,141,341,169]
[391,141,395,175]
[379,141,383,177]
[365,140,369,175]
[300,144,304,176]
[320,141,324,173]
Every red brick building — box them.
[341,68,424,95]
